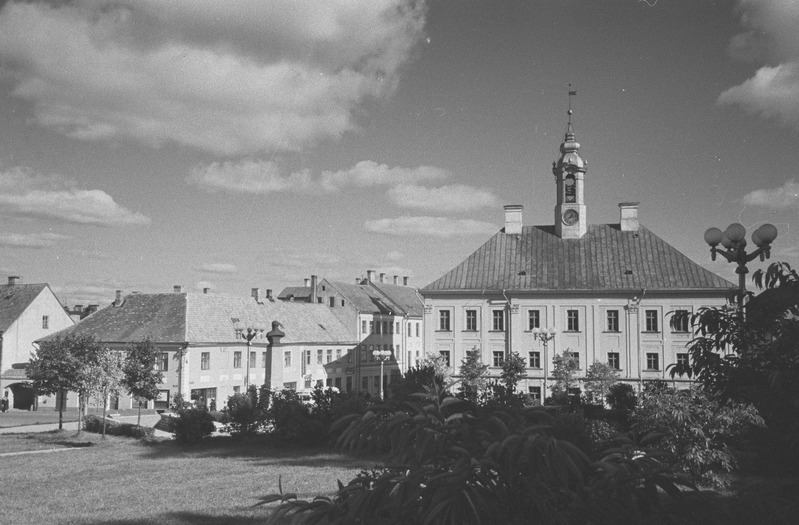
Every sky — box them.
[0,0,797,306]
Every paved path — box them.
[0,447,89,458]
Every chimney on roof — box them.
[114,290,123,307]
[403,276,409,286]
[266,289,273,300]
[619,202,640,232]
[75,304,83,312]
[304,278,310,287]
[252,287,262,304]
[173,285,183,293]
[7,276,21,285]
[203,287,210,294]
[310,275,318,304]
[504,204,523,235]
[393,275,399,285]
[379,272,386,283]
[367,269,376,283]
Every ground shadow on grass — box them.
[72,511,267,525]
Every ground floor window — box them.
[154,390,170,411]
[335,377,342,390]
[493,351,504,367]
[190,388,217,409]
[346,376,353,392]
[528,386,541,404]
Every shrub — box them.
[173,406,216,445]
[266,389,324,445]
[82,414,153,439]
[225,391,264,436]
[606,383,636,411]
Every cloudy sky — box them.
[1,0,797,305]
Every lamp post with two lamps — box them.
[703,222,778,312]
[532,326,557,398]
[234,321,266,391]
[372,349,392,400]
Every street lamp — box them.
[234,321,266,391]
[532,326,557,397]
[372,349,392,400]
[704,222,778,310]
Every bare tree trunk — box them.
[76,392,83,435]
[137,399,142,427]
[102,392,108,438]
[58,388,64,430]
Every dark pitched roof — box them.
[422,224,735,293]
[0,283,48,332]
[370,282,424,317]
[277,286,313,301]
[324,281,397,315]
[42,292,356,345]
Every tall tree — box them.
[86,349,125,437]
[500,351,527,394]
[28,334,95,430]
[583,361,620,405]
[122,338,164,426]
[551,350,580,398]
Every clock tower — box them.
[552,105,587,239]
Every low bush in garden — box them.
[174,406,216,445]
[83,414,153,439]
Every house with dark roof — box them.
[421,116,735,401]
[283,272,423,397]
[1,276,74,410]
[42,287,357,410]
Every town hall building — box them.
[420,113,735,401]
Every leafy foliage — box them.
[266,389,325,445]
[606,383,636,411]
[551,350,580,397]
[583,362,619,405]
[388,360,447,402]
[500,351,527,394]
[122,338,163,426]
[457,348,489,403]
[262,386,695,524]
[174,405,216,445]
[632,385,764,487]
[85,349,126,437]
[225,386,264,437]
[83,414,153,439]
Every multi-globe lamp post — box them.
[372,349,392,400]
[233,321,266,391]
[532,326,557,395]
[703,222,778,311]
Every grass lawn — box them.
[0,432,378,524]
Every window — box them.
[528,351,541,368]
[369,345,374,361]
[233,351,242,368]
[157,352,169,372]
[492,310,505,331]
[528,310,540,330]
[360,346,367,362]
[677,353,690,368]
[396,322,400,334]
[567,310,580,331]
[416,323,420,337]
[329,296,335,307]
[383,321,389,334]
[305,376,312,389]
[317,349,323,364]
[645,310,659,332]
[465,309,477,331]
[369,321,374,334]
[439,350,451,367]
[362,320,367,334]
[346,376,352,392]
[305,350,311,366]
[362,377,369,392]
[672,310,690,332]
[341,300,345,307]
[326,349,332,363]
[493,351,504,367]
[375,321,381,334]
[528,386,542,404]
[606,310,619,332]
[249,351,256,368]
[336,349,341,360]
[569,352,580,369]
[263,351,268,368]
[201,352,210,370]
[374,376,380,389]
[284,350,292,368]
[42,315,49,329]
[646,353,659,371]
[439,310,451,331]
[408,323,412,336]
[608,352,620,370]
[335,377,342,390]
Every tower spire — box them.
[552,84,587,239]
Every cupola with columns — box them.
[552,90,587,239]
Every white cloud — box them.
[388,183,500,212]
[720,0,799,128]
[0,232,69,248]
[187,160,313,194]
[320,161,447,191]
[0,168,150,226]
[741,180,799,209]
[196,263,238,275]
[365,216,498,238]
[0,1,427,155]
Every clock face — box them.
[562,209,579,226]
